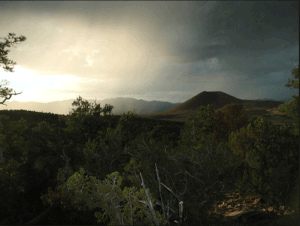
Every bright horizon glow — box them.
[1,66,85,102]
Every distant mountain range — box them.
[150,91,289,115]
[159,91,244,114]
[0,97,182,115]
[0,92,292,116]
[254,97,292,102]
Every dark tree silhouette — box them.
[0,32,26,105]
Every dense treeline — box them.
[0,109,184,144]
[0,109,62,126]
[0,99,184,225]
[0,95,298,225]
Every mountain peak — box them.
[161,91,243,114]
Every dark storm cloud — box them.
[2,1,297,77]
[168,1,299,79]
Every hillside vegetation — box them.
[140,91,297,128]
[0,92,298,225]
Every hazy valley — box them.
[0,97,182,115]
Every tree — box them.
[212,103,250,143]
[0,33,26,105]
[179,104,250,146]
[278,65,299,121]
[179,105,215,148]
[53,168,163,225]
[66,96,114,142]
[229,117,299,206]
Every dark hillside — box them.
[0,109,185,147]
[97,97,181,115]
[242,99,284,110]
[139,91,296,126]
[160,91,244,114]
[0,109,64,126]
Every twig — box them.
[155,163,166,224]
[184,170,205,185]
[129,193,133,226]
[178,201,184,225]
[140,172,160,226]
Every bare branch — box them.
[128,193,133,226]
[140,172,160,226]
[155,163,166,224]
[178,201,184,225]
[184,170,205,185]
[0,91,22,105]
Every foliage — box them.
[124,118,234,224]
[0,32,27,72]
[229,117,299,206]
[0,109,63,128]
[212,103,250,143]
[115,110,138,149]
[83,126,124,179]
[173,106,242,223]
[278,64,299,124]
[179,105,214,149]
[0,115,29,162]
[0,79,21,105]
[59,168,163,225]
[29,121,71,181]
[124,131,175,191]
[0,86,298,225]
[179,104,250,147]
[65,96,114,143]
[0,159,27,224]
[70,95,113,116]
[0,33,26,105]
[284,64,299,90]
[0,116,52,224]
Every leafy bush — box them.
[229,117,299,206]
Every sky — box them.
[0,1,299,104]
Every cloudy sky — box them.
[0,1,298,104]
